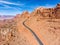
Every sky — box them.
[0,0,60,16]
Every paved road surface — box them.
[23,20,43,45]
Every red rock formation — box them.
[21,11,30,18]
[31,4,60,19]
[55,4,60,18]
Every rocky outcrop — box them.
[31,3,60,19]
[20,11,30,18]
[55,4,60,18]
[14,11,30,21]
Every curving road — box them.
[23,20,43,45]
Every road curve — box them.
[23,20,43,45]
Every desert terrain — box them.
[0,4,60,45]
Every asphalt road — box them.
[23,20,43,45]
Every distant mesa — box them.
[0,15,14,20]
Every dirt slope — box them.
[25,15,60,45]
